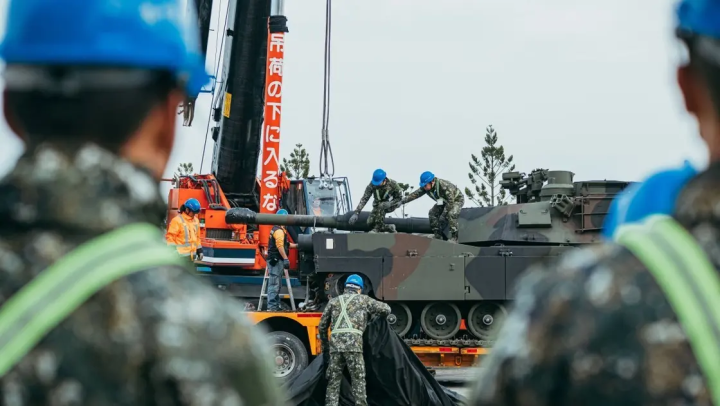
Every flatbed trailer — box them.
[245,310,491,382]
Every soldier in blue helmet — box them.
[398,171,464,242]
[470,1,720,404]
[0,0,282,404]
[349,168,404,233]
[318,274,390,406]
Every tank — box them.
[226,169,633,347]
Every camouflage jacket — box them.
[468,161,720,406]
[404,178,463,205]
[319,292,391,353]
[0,143,285,406]
[354,178,404,213]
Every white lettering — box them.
[268,57,284,77]
[269,33,284,52]
[267,101,282,121]
[263,147,279,166]
[264,125,280,142]
[264,171,279,188]
[262,193,278,211]
[267,81,282,97]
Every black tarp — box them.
[284,317,467,406]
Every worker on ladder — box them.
[265,209,298,311]
[165,198,203,261]
[470,1,720,404]
[0,0,283,404]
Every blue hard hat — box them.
[276,209,289,215]
[185,198,201,213]
[0,0,209,97]
[345,274,364,290]
[419,171,435,188]
[676,0,720,39]
[371,169,387,186]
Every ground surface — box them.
[435,368,477,399]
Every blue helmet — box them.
[184,198,201,213]
[419,171,435,188]
[345,274,364,290]
[371,169,387,186]
[276,209,289,215]
[0,0,208,97]
[676,0,720,39]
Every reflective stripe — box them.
[615,215,720,405]
[332,295,363,335]
[375,188,389,201]
[429,180,440,201]
[0,223,187,377]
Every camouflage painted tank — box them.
[226,169,631,346]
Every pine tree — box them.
[173,162,194,187]
[280,143,311,179]
[464,125,516,207]
[397,182,415,217]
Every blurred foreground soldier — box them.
[399,171,464,242]
[0,0,283,405]
[349,168,403,233]
[470,1,720,405]
[165,197,203,261]
[318,274,391,406]
[266,209,297,311]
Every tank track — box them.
[402,338,495,348]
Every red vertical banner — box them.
[259,30,285,248]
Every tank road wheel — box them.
[268,331,309,383]
[467,302,508,340]
[420,302,461,340]
[387,303,412,337]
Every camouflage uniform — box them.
[403,178,464,240]
[468,162,720,406]
[318,291,391,406]
[0,143,285,406]
[353,178,404,233]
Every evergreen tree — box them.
[280,143,311,179]
[464,125,516,207]
[397,182,415,217]
[173,162,194,187]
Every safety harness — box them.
[615,215,720,405]
[331,294,363,335]
[0,223,188,377]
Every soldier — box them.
[0,0,284,405]
[469,1,720,405]
[399,171,465,242]
[318,274,391,406]
[349,168,404,233]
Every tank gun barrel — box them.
[225,208,432,234]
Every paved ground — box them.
[434,367,478,399]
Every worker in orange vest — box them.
[166,198,203,261]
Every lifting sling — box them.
[615,215,720,405]
[332,294,362,335]
[0,223,188,377]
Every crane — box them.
[165,0,353,308]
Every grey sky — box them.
[0,0,708,217]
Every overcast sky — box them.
[0,0,707,217]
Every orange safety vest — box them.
[166,213,200,257]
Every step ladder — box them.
[258,265,296,311]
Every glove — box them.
[379,201,392,210]
[195,247,203,261]
[348,213,359,225]
[283,258,290,269]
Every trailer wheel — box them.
[268,331,308,383]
